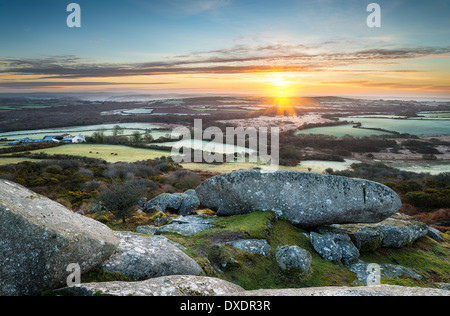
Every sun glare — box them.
[264,73,301,98]
[258,73,307,131]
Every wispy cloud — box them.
[0,81,173,89]
[0,42,449,80]
[320,80,450,91]
[131,0,231,16]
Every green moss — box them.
[81,267,133,283]
[165,211,358,290]
[360,236,450,287]
[210,211,275,240]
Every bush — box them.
[104,162,159,180]
[98,181,148,223]
[405,189,450,209]
[166,170,202,190]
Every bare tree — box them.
[99,181,147,223]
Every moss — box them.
[381,277,424,288]
[166,211,358,290]
[25,195,43,200]
[359,236,450,287]
[81,267,133,283]
[360,240,384,253]
[210,211,275,240]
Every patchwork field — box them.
[18,144,171,163]
[0,123,174,140]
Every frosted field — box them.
[386,162,450,175]
[0,123,172,140]
[154,139,257,155]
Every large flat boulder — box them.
[0,180,119,296]
[196,170,401,228]
[102,232,203,280]
[57,275,245,296]
[319,213,430,252]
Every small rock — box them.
[427,226,445,242]
[179,194,201,216]
[136,225,158,235]
[349,261,423,286]
[275,246,312,275]
[310,232,342,263]
[157,216,217,236]
[436,283,450,291]
[184,189,197,197]
[310,232,359,265]
[144,193,200,216]
[144,193,182,212]
[227,239,272,257]
[137,197,147,207]
[338,240,361,266]
[88,203,105,213]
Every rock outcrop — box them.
[58,278,449,296]
[349,261,423,286]
[226,239,272,257]
[143,192,200,216]
[318,213,430,252]
[196,170,401,228]
[58,275,245,296]
[226,285,450,297]
[0,180,119,296]
[102,232,203,280]
[310,232,360,266]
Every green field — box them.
[297,116,450,138]
[0,157,42,165]
[0,142,360,175]
[11,144,172,163]
[181,159,360,174]
[418,111,450,119]
[343,117,450,136]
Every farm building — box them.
[8,134,86,145]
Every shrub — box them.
[98,181,148,223]
[166,170,202,190]
[104,162,159,180]
[406,189,450,209]
[66,190,99,207]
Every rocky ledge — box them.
[0,172,448,297]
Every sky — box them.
[0,0,449,98]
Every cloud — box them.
[0,81,173,89]
[0,43,449,80]
[320,80,450,91]
[131,0,230,16]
